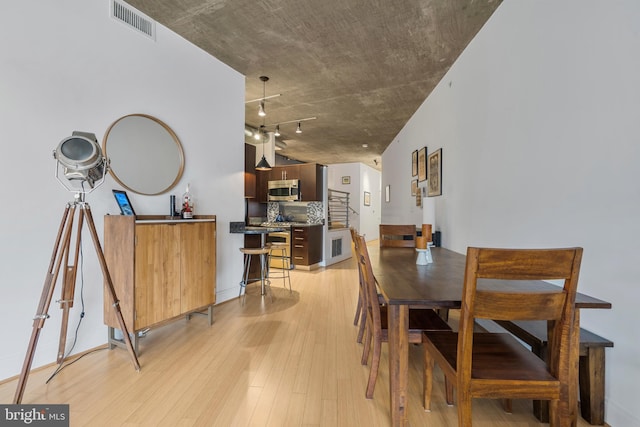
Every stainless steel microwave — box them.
[268,179,300,201]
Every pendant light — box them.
[255,124,272,171]
[274,125,280,136]
[255,76,272,170]
[296,122,302,134]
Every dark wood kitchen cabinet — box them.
[256,163,324,202]
[244,143,256,198]
[298,163,323,201]
[244,144,256,199]
[291,224,323,269]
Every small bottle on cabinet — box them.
[181,184,194,219]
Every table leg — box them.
[260,234,267,295]
[388,304,409,427]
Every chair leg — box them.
[356,306,367,343]
[260,253,272,303]
[353,294,362,325]
[239,253,250,304]
[457,393,473,427]
[365,335,382,398]
[283,252,292,292]
[502,398,513,413]
[423,350,434,411]
[445,377,454,406]
[361,325,372,365]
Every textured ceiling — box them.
[125,0,501,169]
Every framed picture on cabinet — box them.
[364,191,371,206]
[428,148,442,197]
[418,146,427,182]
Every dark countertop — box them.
[229,224,286,234]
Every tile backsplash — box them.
[267,201,324,224]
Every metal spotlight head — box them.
[54,131,109,192]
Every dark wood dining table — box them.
[368,245,611,427]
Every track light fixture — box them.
[264,117,316,136]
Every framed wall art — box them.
[418,146,427,182]
[341,176,350,184]
[385,185,390,202]
[412,150,418,177]
[427,148,442,197]
[364,191,371,206]
[411,179,418,196]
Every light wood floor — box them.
[1,243,595,426]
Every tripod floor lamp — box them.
[13,131,140,404]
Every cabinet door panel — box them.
[134,224,181,329]
[180,222,216,312]
[103,215,135,330]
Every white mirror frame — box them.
[103,114,185,195]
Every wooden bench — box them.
[379,224,417,247]
[495,319,613,425]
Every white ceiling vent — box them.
[111,0,156,41]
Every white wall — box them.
[327,162,381,240]
[381,1,640,425]
[0,2,245,381]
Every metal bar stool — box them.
[239,246,272,303]
[268,242,292,292]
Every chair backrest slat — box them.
[475,248,578,280]
[473,291,566,320]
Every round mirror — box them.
[103,114,184,195]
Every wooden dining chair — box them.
[379,224,417,247]
[422,247,583,426]
[355,233,451,398]
[349,227,366,343]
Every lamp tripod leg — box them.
[14,204,75,404]
[57,207,83,364]
[82,205,140,371]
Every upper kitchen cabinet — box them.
[256,163,324,202]
[298,163,323,201]
[244,143,256,198]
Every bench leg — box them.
[579,347,606,425]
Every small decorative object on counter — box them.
[181,184,194,219]
[170,195,177,217]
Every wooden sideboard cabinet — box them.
[103,215,216,352]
